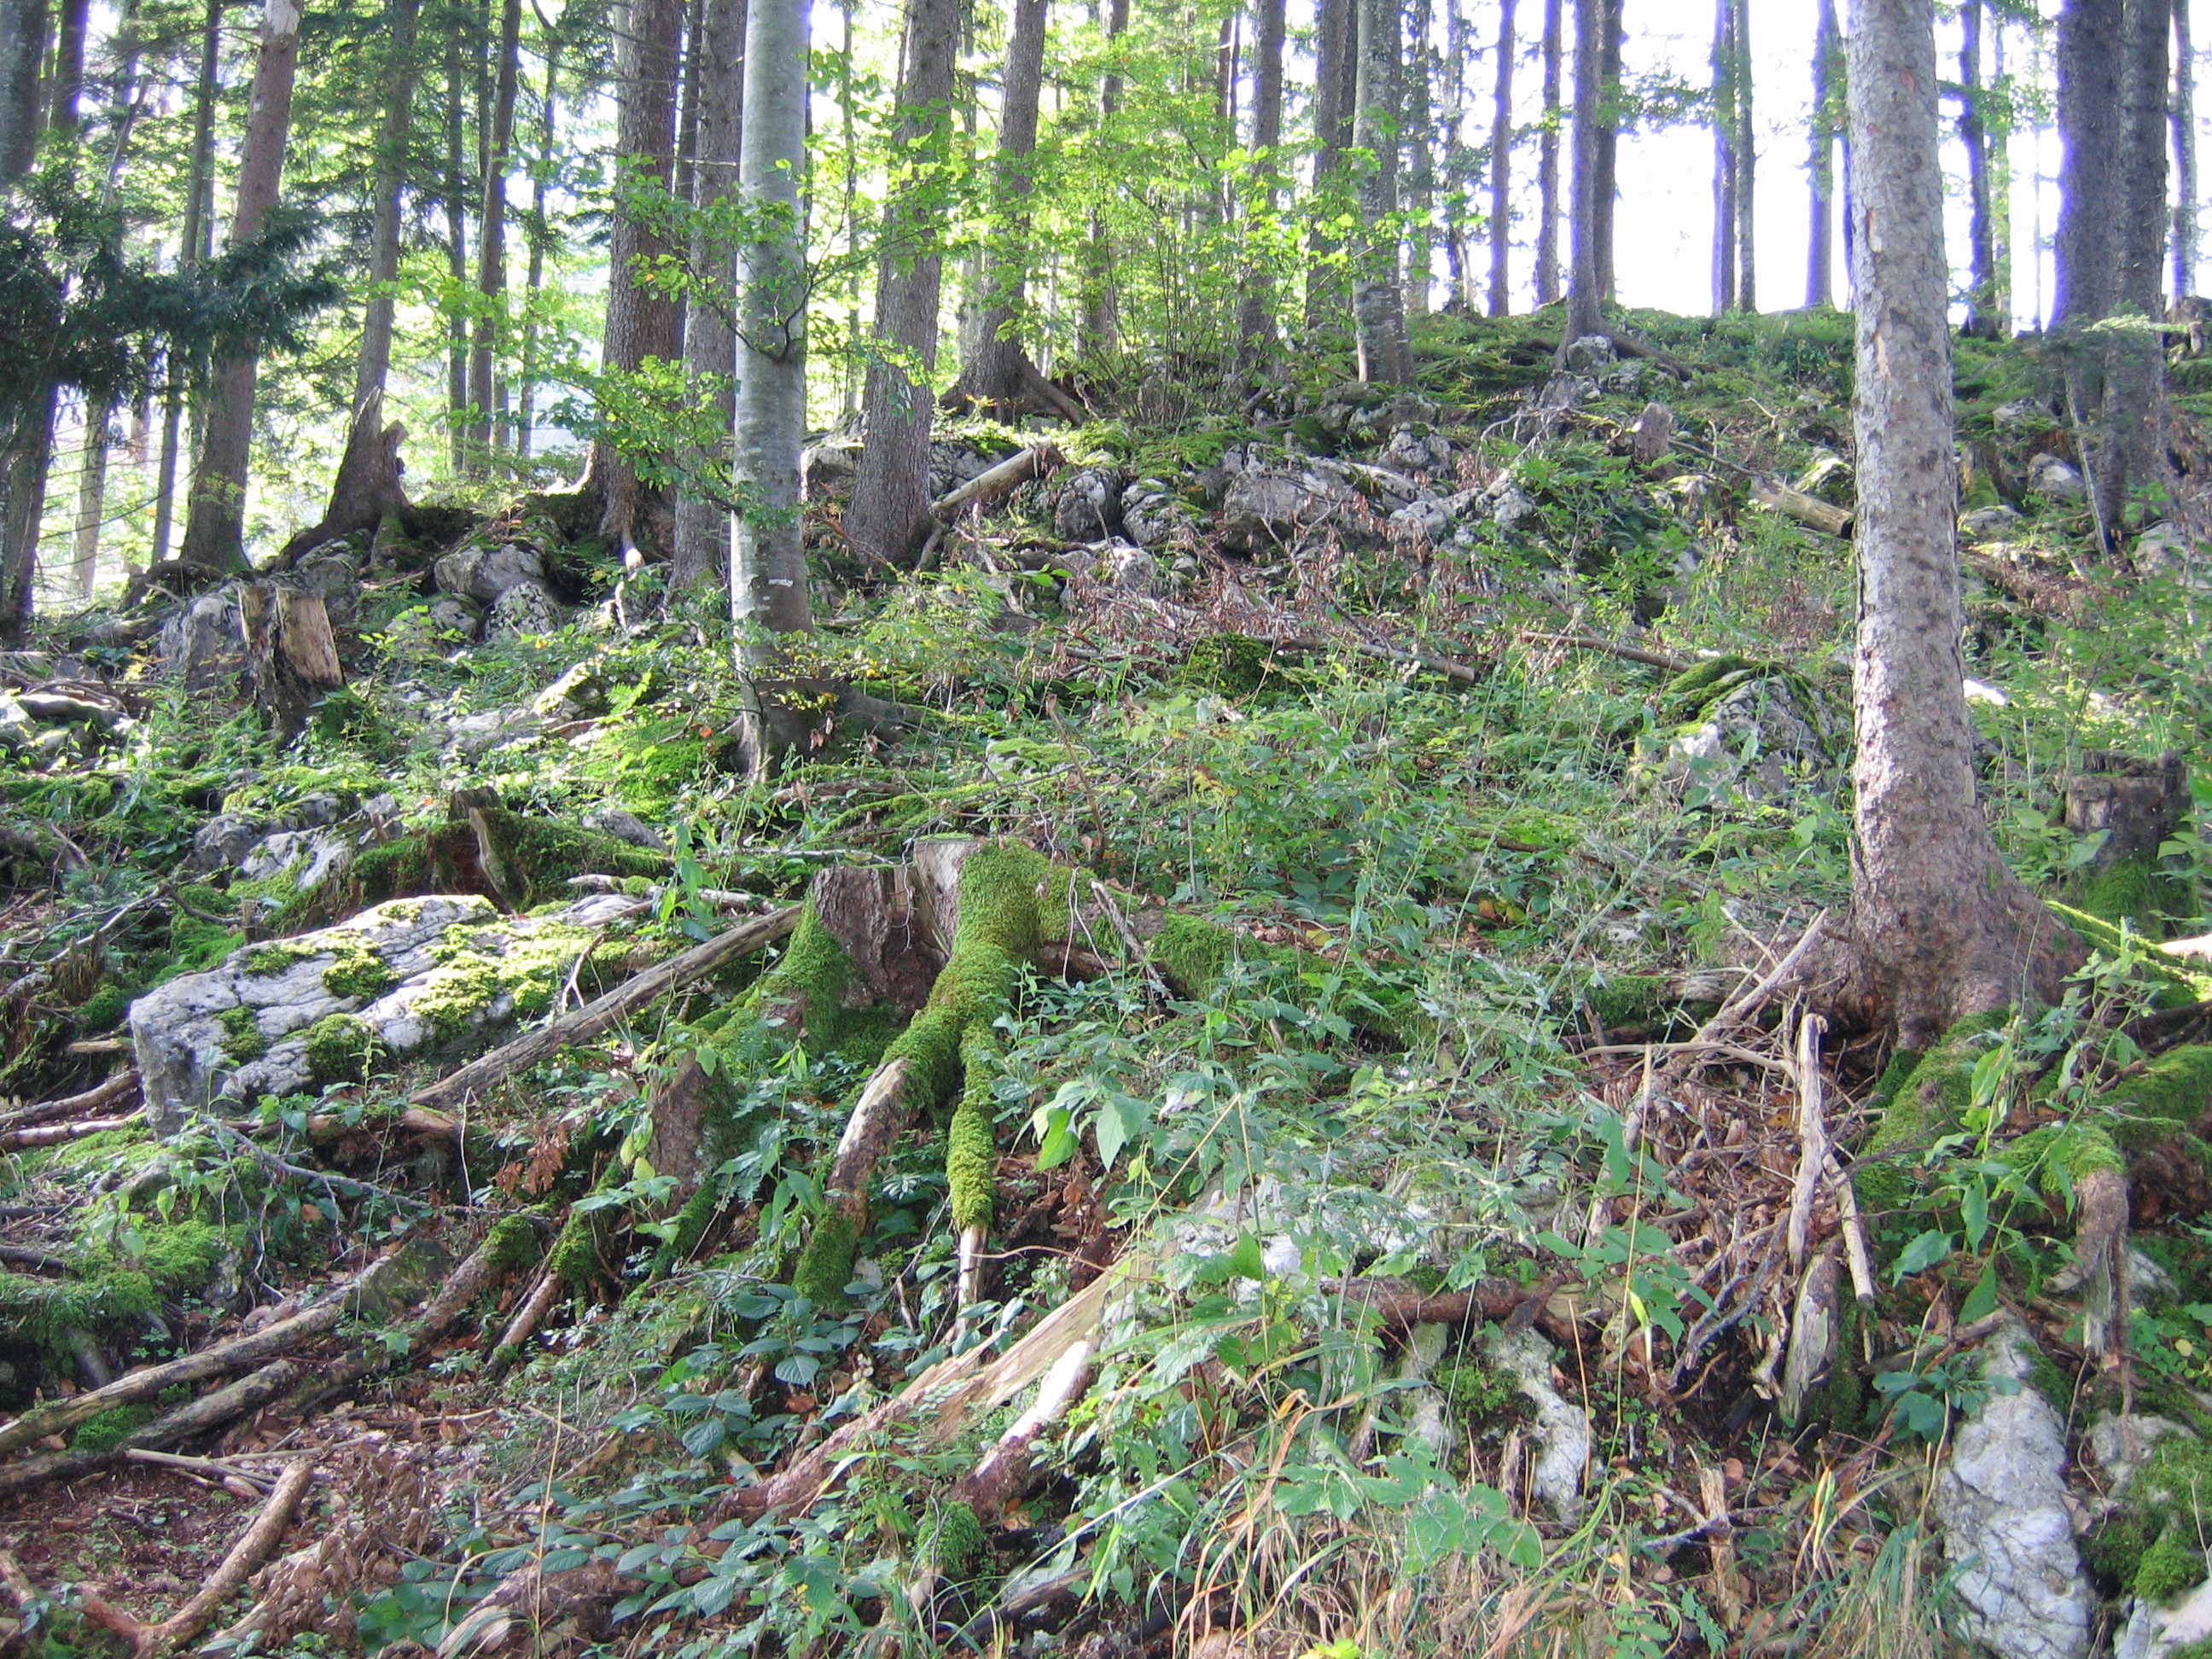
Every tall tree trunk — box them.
[70,417,107,599]
[595,0,685,556]
[2055,0,2122,331]
[357,0,422,411]
[1402,0,1434,321]
[1351,0,1412,381]
[467,0,521,466]
[1307,0,1356,327]
[1558,0,1602,347]
[1712,0,1737,313]
[730,0,814,705]
[444,19,469,473]
[2174,0,2197,299]
[1807,0,1837,306]
[1846,0,2078,1042]
[670,0,746,592]
[1729,0,1751,309]
[47,0,87,137]
[1959,0,2000,336]
[1080,0,1128,356]
[1234,0,1285,353]
[1487,0,1516,316]
[1534,0,1560,304]
[0,0,48,178]
[1593,0,1621,301]
[842,0,955,566]
[2097,0,2171,541]
[151,0,220,569]
[175,0,305,578]
[516,42,557,463]
[673,0,705,363]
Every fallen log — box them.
[931,444,1057,521]
[1749,475,1854,538]
[0,1239,422,1458]
[411,905,800,1111]
[0,1359,303,1499]
[0,1110,142,1150]
[0,1067,140,1132]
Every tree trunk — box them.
[1959,0,2000,336]
[176,0,305,578]
[70,411,107,599]
[1307,0,1357,328]
[48,0,87,137]
[596,0,685,557]
[1080,0,1127,357]
[1235,0,1286,353]
[1730,0,1751,309]
[730,0,816,692]
[0,0,47,178]
[1352,0,1413,381]
[2097,0,2171,540]
[1593,0,1621,301]
[670,0,746,593]
[443,19,468,474]
[467,0,521,468]
[0,387,55,641]
[1846,0,2081,1043]
[2055,0,2122,331]
[1534,0,1560,305]
[355,0,421,413]
[1712,0,1737,313]
[1558,0,1602,348]
[150,0,220,569]
[947,0,1079,416]
[1401,0,1434,321]
[1487,0,1516,316]
[1807,0,1837,306]
[516,42,557,463]
[2175,0,2197,300]
[845,0,960,567]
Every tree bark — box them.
[1080,0,1128,356]
[2055,0,2122,331]
[355,0,422,414]
[467,0,521,467]
[70,413,107,599]
[1807,0,1837,306]
[443,19,468,474]
[2176,0,2198,300]
[1487,0,1516,316]
[1712,0,1737,313]
[1352,0,1413,381]
[670,0,746,593]
[1558,0,1602,348]
[1401,0,1435,321]
[47,0,87,137]
[1593,0,1621,302]
[2097,0,2171,540]
[516,41,557,462]
[730,0,816,697]
[596,0,685,558]
[1307,0,1357,328]
[176,0,305,578]
[1534,0,1561,305]
[1846,0,2081,1044]
[0,0,49,178]
[150,0,220,570]
[1959,0,2000,336]
[1235,0,1287,352]
[845,0,960,568]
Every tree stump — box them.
[240,585,342,739]
[2064,750,2193,932]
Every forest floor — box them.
[3,306,2212,1659]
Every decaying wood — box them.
[0,1109,142,1150]
[0,1359,304,1499]
[950,1335,1096,1525]
[484,1267,562,1380]
[1656,911,1830,1086]
[79,1462,315,1656]
[0,1243,68,1272]
[0,1239,422,1458]
[240,585,344,740]
[1629,401,1675,466]
[1524,630,1697,675]
[0,1066,140,1132]
[1748,475,1854,538]
[1778,1246,1842,1424]
[412,904,800,1110]
[1785,1012,1831,1272]
[931,444,1057,521]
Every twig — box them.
[1786,1012,1831,1272]
[0,1110,142,1150]
[207,1120,416,1207]
[91,1461,315,1656]
[1520,630,1697,675]
[1656,911,1830,1085]
[485,1267,562,1381]
[123,1447,275,1490]
[0,1067,141,1132]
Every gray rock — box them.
[1961,505,2025,542]
[427,595,482,642]
[2118,1580,2212,1659]
[1562,333,1616,372]
[581,804,668,852]
[445,707,542,759]
[1389,486,1481,544]
[2029,453,2087,502]
[130,895,614,1132]
[163,590,246,690]
[2090,1413,2189,1496]
[926,439,993,498]
[1935,1321,2093,1659]
[433,541,545,605]
[1217,468,1308,552]
[1599,358,1648,394]
[800,440,859,497]
[532,661,609,719]
[190,813,267,872]
[1051,466,1125,540]
[237,828,358,895]
[290,542,364,628]
[485,578,562,640]
[1119,479,1196,550]
[1100,544,1165,597]
[1382,425,1452,475]
[1483,473,1540,529]
[0,696,35,750]
[1656,672,1840,804]
[1487,1328,1590,1522]
[1994,399,2052,432]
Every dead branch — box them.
[1786,1013,1831,1272]
[1522,631,1697,675]
[0,1110,142,1150]
[0,1359,304,1499]
[484,1267,562,1381]
[931,445,1058,521]
[0,1067,140,1132]
[1749,475,1854,538]
[411,905,800,1111]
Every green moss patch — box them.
[304,1012,385,1083]
[216,1004,269,1062]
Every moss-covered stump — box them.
[128,894,627,1128]
[2060,751,2195,936]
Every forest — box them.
[6,0,2212,1654]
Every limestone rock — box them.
[433,541,545,605]
[1119,479,1196,550]
[1382,425,1452,474]
[163,590,246,690]
[581,804,667,852]
[486,578,562,640]
[1994,399,2052,432]
[1653,669,1840,804]
[1051,466,1125,540]
[1935,1321,2093,1659]
[191,813,268,872]
[1961,505,2025,542]
[1100,544,1165,597]
[2090,1413,2189,1496]
[1390,486,1481,544]
[1487,1328,1590,1522]
[1561,333,1616,372]
[532,661,609,720]
[290,541,364,629]
[238,828,358,896]
[445,707,543,759]
[129,894,609,1132]
[2029,454,2087,502]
